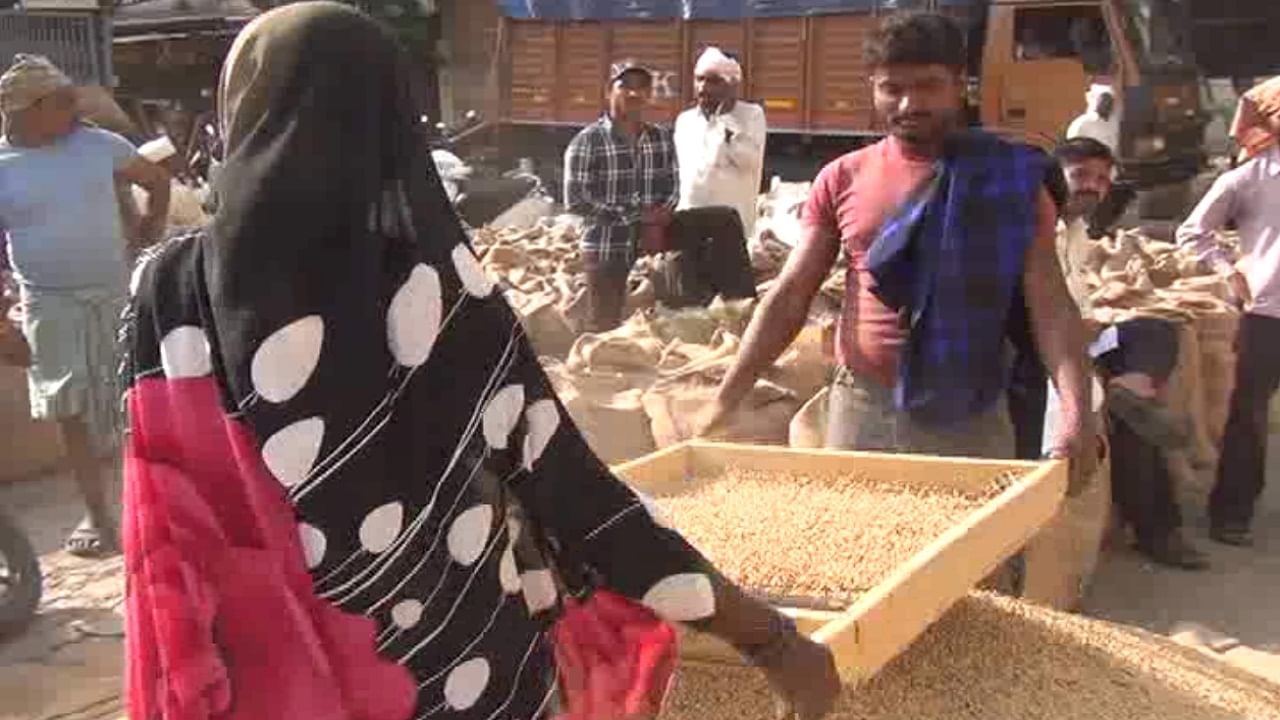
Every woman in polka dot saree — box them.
[119,4,837,720]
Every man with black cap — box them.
[564,60,678,331]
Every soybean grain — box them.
[654,469,1012,605]
[664,593,1280,720]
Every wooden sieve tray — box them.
[612,441,1068,684]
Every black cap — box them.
[609,60,653,86]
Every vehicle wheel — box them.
[0,510,41,638]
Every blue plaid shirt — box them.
[563,115,677,264]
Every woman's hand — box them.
[755,631,841,720]
[696,578,840,719]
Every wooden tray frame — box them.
[612,441,1068,683]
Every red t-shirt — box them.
[802,137,933,384]
[802,136,1057,385]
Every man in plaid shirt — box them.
[564,61,677,331]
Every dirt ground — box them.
[0,444,1277,719]
[0,470,125,720]
[1084,452,1280,684]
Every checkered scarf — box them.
[867,129,1053,426]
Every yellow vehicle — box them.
[978,0,1203,189]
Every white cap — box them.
[694,47,742,84]
[139,135,177,163]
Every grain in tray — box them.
[663,594,1280,720]
[652,468,1018,605]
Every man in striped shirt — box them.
[564,61,677,331]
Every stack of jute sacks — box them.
[472,216,833,464]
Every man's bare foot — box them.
[64,516,119,558]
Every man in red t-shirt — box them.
[700,13,1092,470]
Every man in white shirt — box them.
[1177,78,1280,547]
[674,47,767,240]
[654,48,762,307]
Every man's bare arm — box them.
[115,157,171,250]
[705,225,839,426]
[1023,200,1091,459]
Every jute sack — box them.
[642,371,798,449]
[1194,311,1239,452]
[1163,322,1216,482]
[543,362,656,464]
[76,86,136,135]
[788,386,829,449]
[0,366,64,482]
[771,325,829,402]
[566,314,666,374]
[1021,450,1112,611]
[520,298,577,359]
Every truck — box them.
[488,0,1206,208]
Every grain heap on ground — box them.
[652,469,1014,605]
[663,593,1280,720]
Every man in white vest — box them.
[659,47,765,307]
[674,47,767,240]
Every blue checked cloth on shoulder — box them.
[867,130,1054,427]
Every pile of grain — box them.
[664,593,1280,720]
[653,469,1008,604]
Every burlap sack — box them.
[542,360,655,463]
[75,85,136,136]
[642,373,797,449]
[520,298,577,359]
[1194,311,1239,452]
[1021,452,1112,611]
[770,325,828,401]
[567,314,666,373]
[1163,322,1215,477]
[0,367,64,481]
[656,335,737,375]
[788,387,829,449]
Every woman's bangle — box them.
[742,611,799,668]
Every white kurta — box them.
[674,101,767,240]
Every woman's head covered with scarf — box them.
[205,0,460,404]
[124,6,844,718]
[1230,76,1280,163]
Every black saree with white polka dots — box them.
[120,4,717,719]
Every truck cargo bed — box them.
[501,11,974,136]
